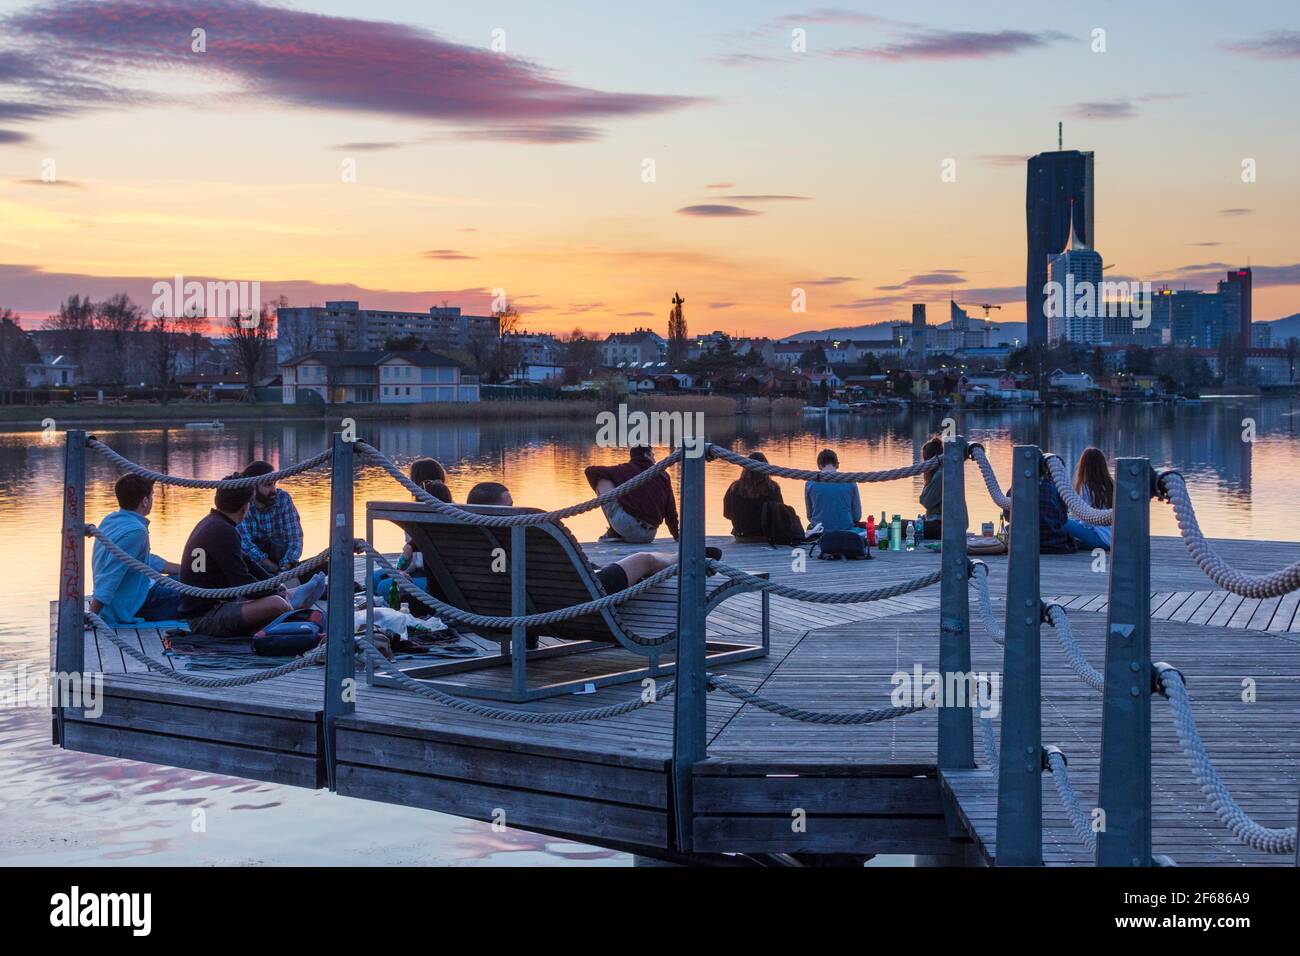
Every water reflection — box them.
[1,397,1297,864]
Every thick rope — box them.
[707,673,924,724]
[968,562,1005,646]
[1045,749,1098,854]
[1043,603,1105,691]
[707,443,938,483]
[87,612,327,686]
[357,637,675,723]
[1044,454,1113,526]
[362,542,679,642]
[708,560,942,604]
[86,437,332,488]
[357,441,683,527]
[1162,472,1300,598]
[968,445,1011,511]
[978,711,999,770]
[87,525,331,598]
[1158,669,1297,854]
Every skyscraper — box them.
[1045,215,1104,345]
[1219,268,1252,349]
[1026,146,1094,346]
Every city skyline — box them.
[2,0,1299,336]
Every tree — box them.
[797,345,827,369]
[42,294,96,374]
[383,334,424,352]
[174,313,208,375]
[148,315,177,402]
[224,304,273,401]
[560,328,600,375]
[492,304,524,379]
[0,309,41,388]
[94,293,145,384]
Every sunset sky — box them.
[2,0,1298,338]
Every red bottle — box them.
[865,513,876,547]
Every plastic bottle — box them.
[904,521,915,551]
[865,513,877,547]
[890,514,903,552]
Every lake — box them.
[2,397,1297,864]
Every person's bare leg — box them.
[240,594,292,630]
[616,552,676,587]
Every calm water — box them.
[2,398,1297,865]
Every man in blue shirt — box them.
[237,460,305,574]
[90,474,183,625]
[804,448,861,532]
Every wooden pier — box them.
[54,533,1300,865]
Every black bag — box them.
[815,529,869,560]
[761,501,806,547]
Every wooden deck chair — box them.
[365,501,769,701]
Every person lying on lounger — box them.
[465,482,719,593]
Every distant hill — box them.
[1266,313,1300,343]
[784,319,1027,347]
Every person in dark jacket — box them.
[180,475,325,637]
[919,436,944,538]
[584,446,679,544]
[723,451,786,541]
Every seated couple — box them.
[466,481,719,594]
[1011,447,1114,555]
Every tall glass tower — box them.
[1026,148,1094,346]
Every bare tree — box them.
[224,304,273,401]
[42,294,96,374]
[94,293,145,384]
[1,308,41,388]
[174,313,208,375]
[148,315,178,402]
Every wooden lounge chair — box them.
[365,501,770,701]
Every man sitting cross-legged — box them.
[179,474,326,637]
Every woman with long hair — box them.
[723,451,787,541]
[1065,446,1114,551]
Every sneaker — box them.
[598,527,626,542]
[292,572,328,610]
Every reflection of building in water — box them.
[367,425,483,467]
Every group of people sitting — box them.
[90,461,327,638]
[87,440,1117,642]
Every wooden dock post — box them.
[54,428,86,746]
[671,449,707,851]
[1097,458,1153,867]
[938,435,973,769]
[997,445,1043,865]
[323,433,356,791]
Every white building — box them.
[280,350,478,404]
[276,301,498,363]
[602,329,666,366]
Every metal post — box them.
[997,445,1043,865]
[510,525,528,697]
[1097,458,1153,867]
[938,435,973,769]
[671,450,707,851]
[364,512,375,685]
[55,428,86,745]
[323,433,355,790]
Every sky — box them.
[1,0,1298,338]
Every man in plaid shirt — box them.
[237,460,304,573]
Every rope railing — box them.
[357,440,685,527]
[1160,471,1300,599]
[706,442,939,483]
[86,525,332,599]
[1044,747,1098,854]
[362,542,680,643]
[707,673,925,724]
[707,560,942,604]
[87,611,327,687]
[1157,665,1297,855]
[86,437,332,488]
[1044,454,1113,526]
[967,444,1011,511]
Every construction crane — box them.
[959,302,1003,320]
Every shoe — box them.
[293,572,328,610]
[598,528,626,542]
[705,546,722,560]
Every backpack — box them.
[761,501,807,547]
[252,607,324,657]
[814,529,869,560]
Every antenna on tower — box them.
[1058,122,1063,150]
